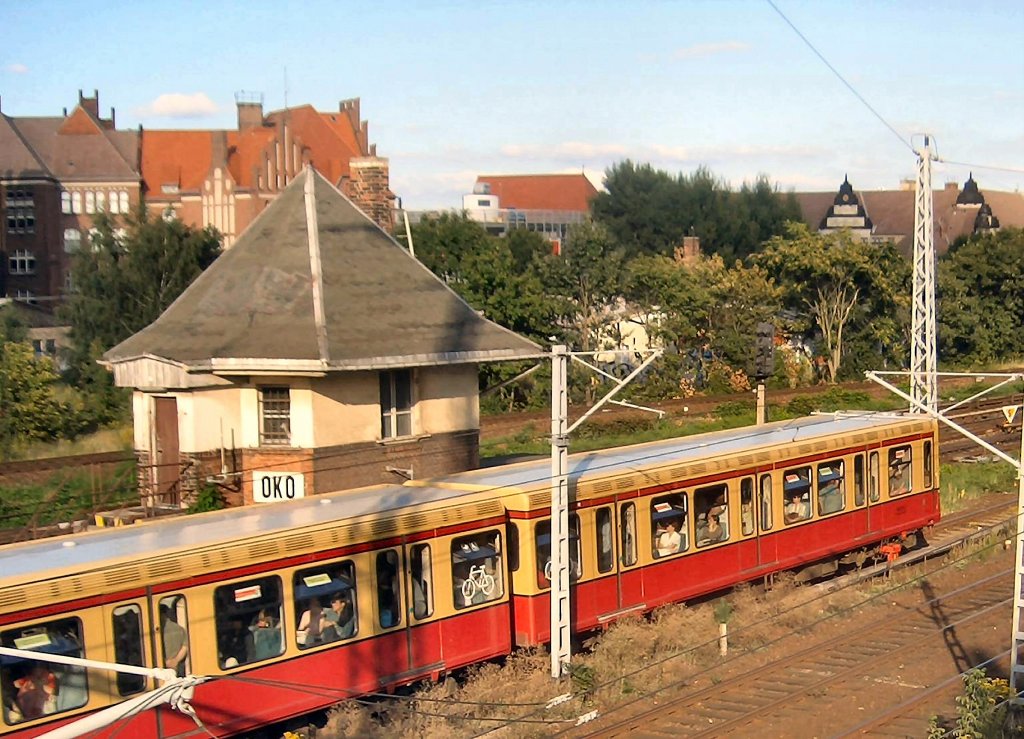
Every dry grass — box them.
[317,571,899,739]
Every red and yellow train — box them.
[0,412,939,737]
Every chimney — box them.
[79,89,100,119]
[235,91,265,131]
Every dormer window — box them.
[380,370,413,439]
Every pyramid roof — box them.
[105,167,542,372]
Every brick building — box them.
[142,94,394,246]
[103,167,542,507]
[0,91,393,306]
[0,91,141,304]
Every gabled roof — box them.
[141,130,216,193]
[0,115,46,176]
[795,183,1024,256]
[475,173,598,212]
[0,109,139,182]
[105,168,543,372]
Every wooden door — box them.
[153,397,179,505]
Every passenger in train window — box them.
[160,605,189,677]
[13,662,58,721]
[741,501,754,535]
[705,514,726,543]
[322,593,356,641]
[655,521,682,557]
[218,617,251,668]
[784,493,810,524]
[248,609,283,661]
[296,597,326,646]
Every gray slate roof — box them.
[105,167,543,370]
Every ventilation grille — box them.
[0,589,26,609]
[285,533,315,552]
[616,476,634,491]
[593,480,614,494]
[146,560,182,579]
[247,541,279,560]
[105,566,142,588]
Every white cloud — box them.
[502,141,629,159]
[135,92,219,118]
[672,41,749,60]
[4,63,28,74]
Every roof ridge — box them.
[2,114,50,174]
[303,168,330,363]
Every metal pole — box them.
[756,382,766,426]
[911,136,937,414]
[550,345,570,678]
[403,209,415,258]
[1011,420,1024,704]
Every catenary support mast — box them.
[911,135,937,413]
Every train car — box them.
[0,412,938,737]
[0,482,515,738]
[409,412,939,646]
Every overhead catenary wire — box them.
[764,0,914,154]
[478,520,1018,737]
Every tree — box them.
[62,208,222,357]
[0,340,72,457]
[408,212,493,285]
[938,227,1024,365]
[591,161,801,261]
[536,220,626,351]
[753,223,909,383]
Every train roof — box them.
[413,411,934,500]
[0,481,498,585]
[0,411,931,591]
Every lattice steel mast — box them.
[910,136,937,414]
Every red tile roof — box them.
[141,130,213,193]
[474,173,598,212]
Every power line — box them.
[937,158,1024,176]
[765,0,913,154]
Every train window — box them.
[1,617,87,725]
[158,595,190,677]
[695,484,728,547]
[651,493,689,557]
[294,560,357,649]
[452,531,504,609]
[596,507,615,573]
[741,478,754,535]
[854,455,866,507]
[112,605,146,696]
[888,446,913,496]
[620,503,638,566]
[816,461,846,516]
[868,452,880,503]
[759,474,773,532]
[782,467,812,524]
[923,440,934,489]
[410,544,434,620]
[214,576,284,669]
[376,550,403,628]
[536,515,582,588]
[507,522,520,572]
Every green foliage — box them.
[188,484,227,514]
[784,387,872,416]
[0,461,136,529]
[752,223,910,382]
[940,461,1016,513]
[0,342,76,458]
[938,227,1024,366]
[61,207,221,366]
[952,669,1010,738]
[712,598,733,624]
[566,662,597,700]
[591,161,801,262]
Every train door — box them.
[757,473,779,567]
[403,541,441,673]
[866,451,882,536]
[102,600,152,701]
[592,505,619,616]
[737,477,758,573]
[373,548,409,681]
[616,501,644,607]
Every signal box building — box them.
[103,167,542,507]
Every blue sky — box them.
[2,0,1022,209]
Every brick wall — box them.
[344,157,394,231]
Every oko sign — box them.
[252,471,305,503]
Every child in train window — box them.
[783,467,812,524]
[0,618,88,725]
[694,484,728,546]
[888,446,913,495]
[650,493,688,558]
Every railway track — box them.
[555,498,1018,739]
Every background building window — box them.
[71,192,82,214]
[379,369,412,438]
[85,191,95,214]
[119,191,129,213]
[63,228,81,252]
[96,191,105,211]
[4,189,34,234]
[61,191,72,214]
[8,250,36,275]
[258,387,290,445]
